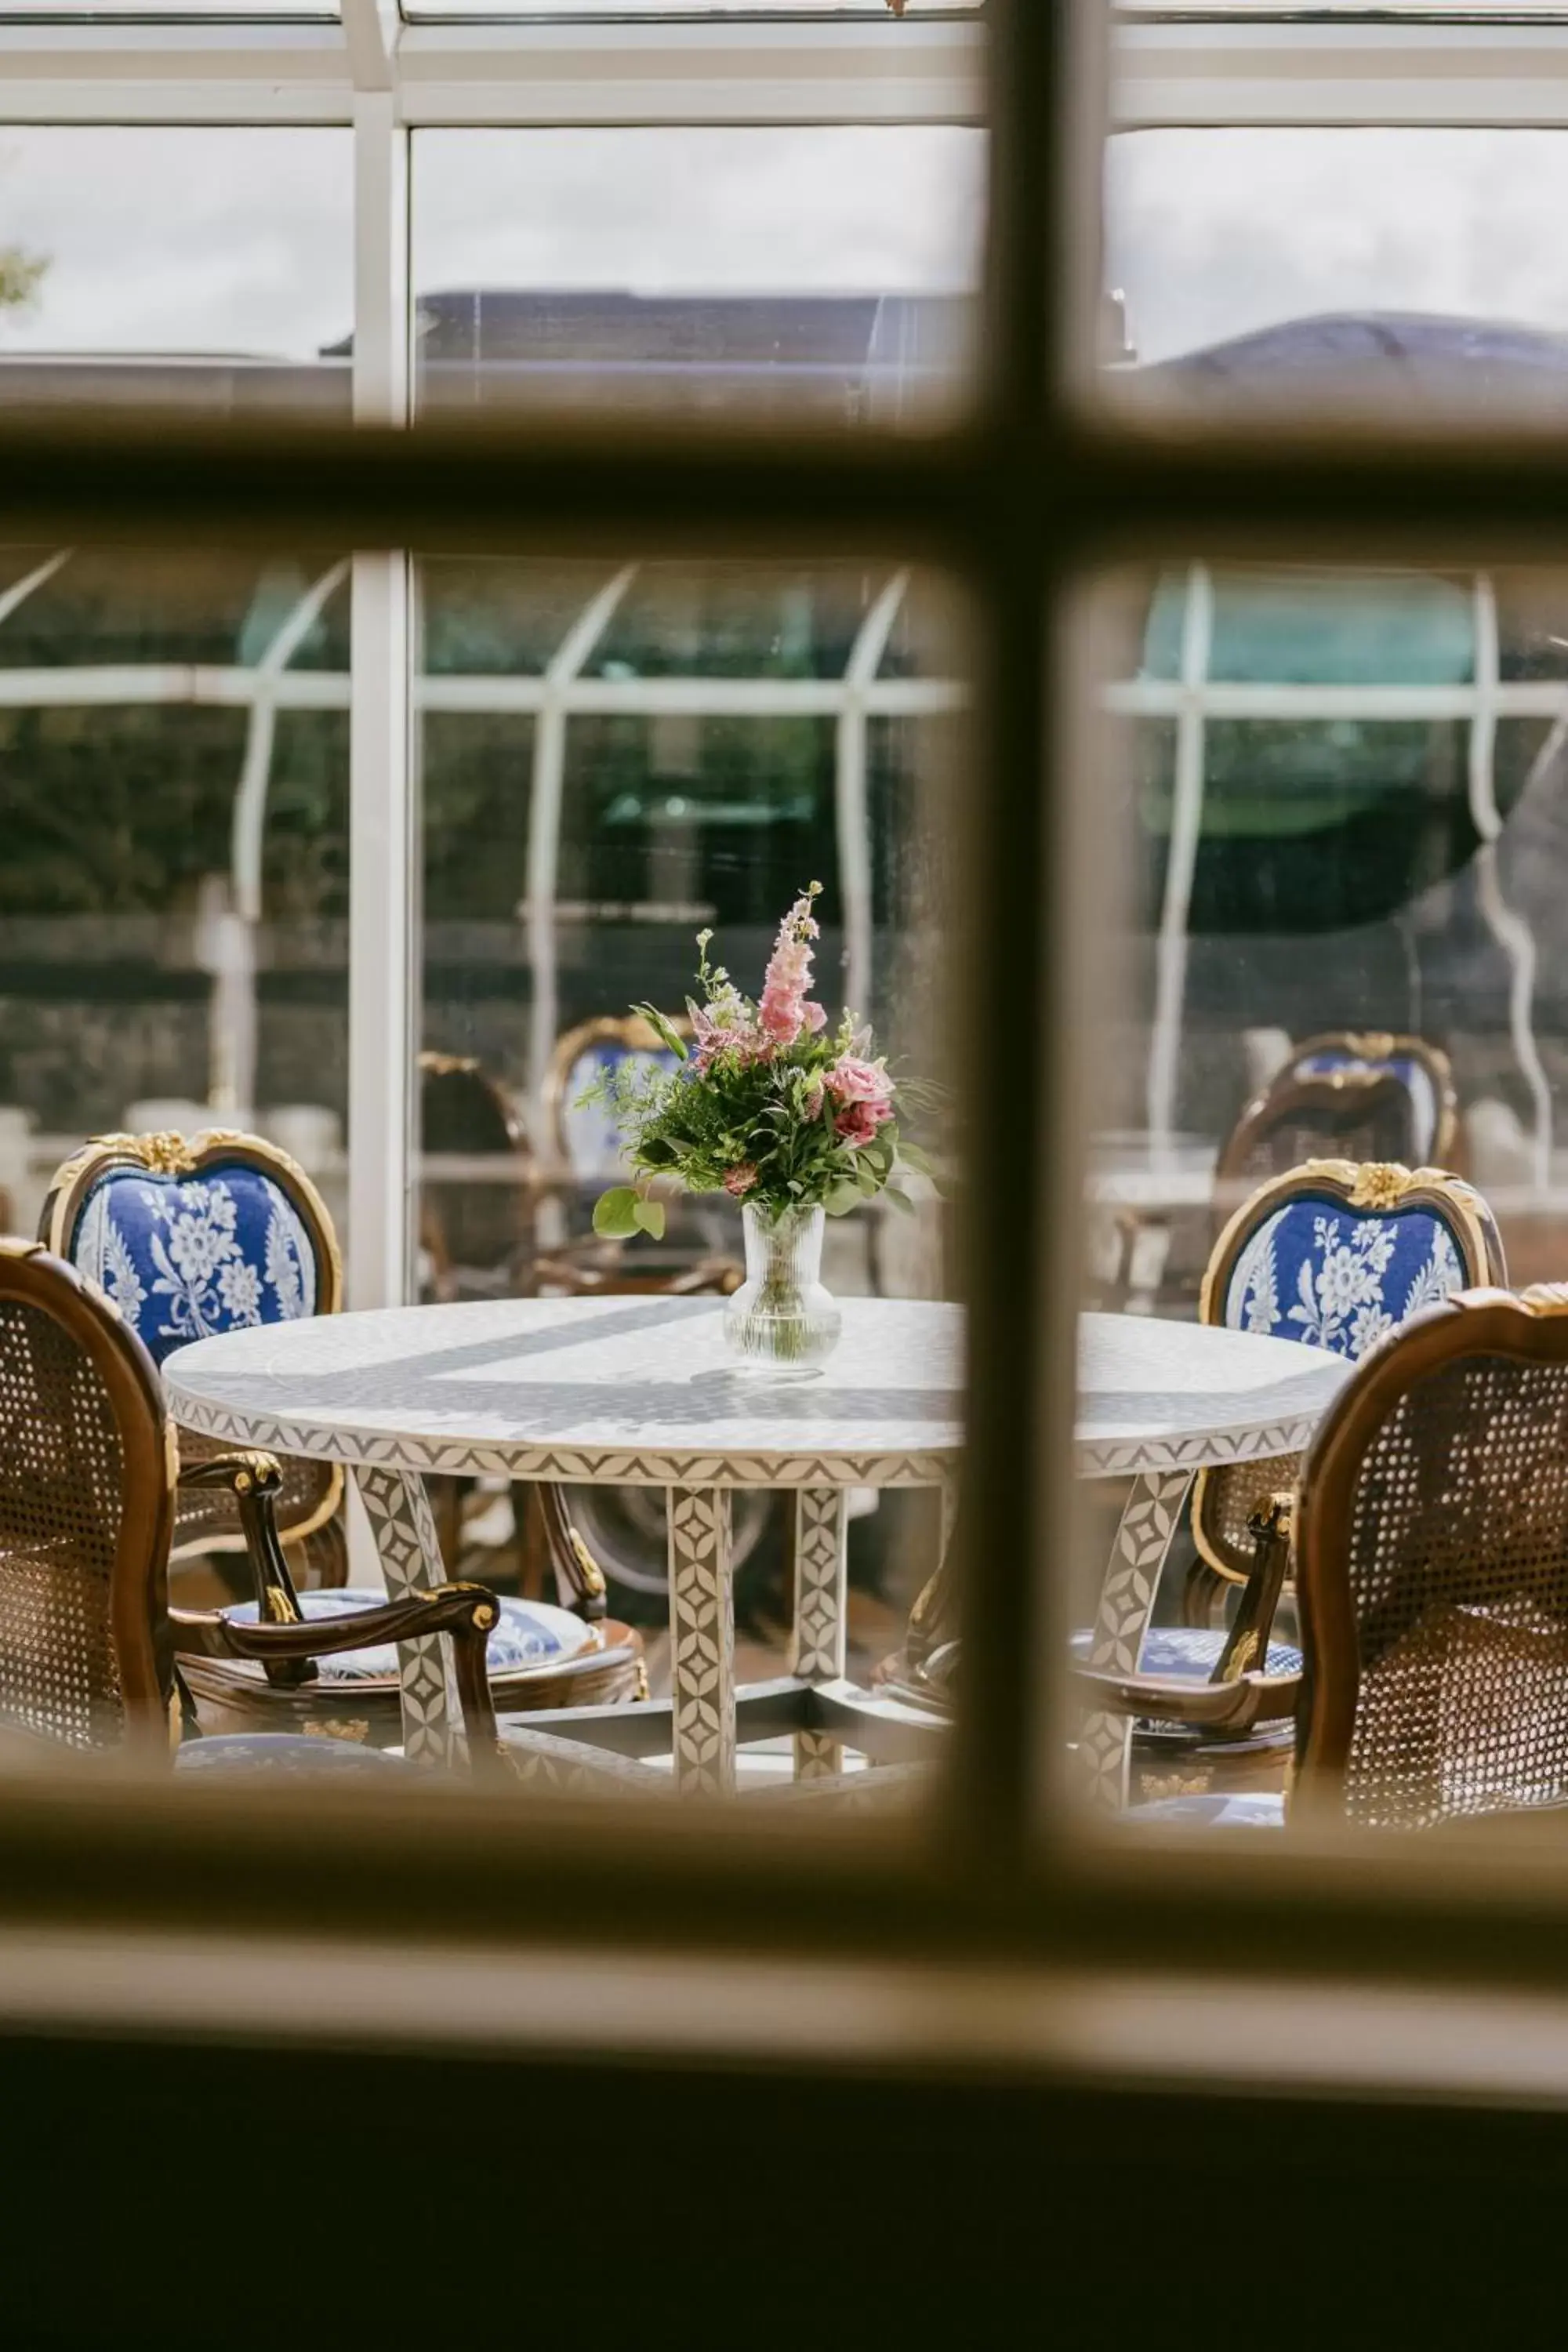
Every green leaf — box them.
[822,1181,863,1217]
[855,1167,880,1196]
[636,1135,677,1167]
[593,1187,640,1239]
[882,1185,915,1214]
[632,1003,688,1061]
[632,1196,667,1240]
[898,1142,935,1178]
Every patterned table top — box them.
[164,1296,1351,1488]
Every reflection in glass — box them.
[0,129,351,416]
[413,129,985,428]
[1073,561,1568,1836]
[416,557,965,1788]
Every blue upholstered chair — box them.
[1075,1159,1505,1808]
[37,1128,643,1727]
[1103,1285,1568,1832]
[0,1240,502,1780]
[40,1127,348,1590]
[545,1012,688,1187]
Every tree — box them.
[0,245,45,313]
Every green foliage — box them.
[0,245,45,314]
[583,887,934,1236]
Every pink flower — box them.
[802,1000,828,1033]
[757,885,822,1049]
[835,1099,893,1150]
[723,1162,759,1197]
[826,1054,895,1108]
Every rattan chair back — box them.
[1283,1029,1457,1167]
[1193,1160,1504,1586]
[418,1051,532,1300]
[0,1242,172,1757]
[1297,1286,1568,1829]
[1218,1070,1420,1193]
[38,1128,344,1567]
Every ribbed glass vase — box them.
[722,1202,842,1374]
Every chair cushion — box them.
[1223,1191,1465,1360]
[563,1043,681,1180]
[1070,1626,1301,1679]
[1294,1049,1436,1160]
[73,1160,318,1363]
[175,1731,408,1777]
[1128,1791,1287,1828]
[220,1587,597,1684]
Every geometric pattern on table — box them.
[790,1486,848,1780]
[1126,1790,1287,1828]
[220,1587,594,1682]
[1075,1468,1193,1813]
[668,1486,735,1800]
[72,1160,315,1364]
[354,1466,466,1770]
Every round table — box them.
[165,1299,1352,1798]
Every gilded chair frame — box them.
[543,1012,694,1175]
[0,1243,509,1776]
[38,1127,347,1555]
[1286,1029,1458,1167]
[1192,1158,1504,1588]
[1216,1069,1420,1194]
[1293,1285,1568,1821]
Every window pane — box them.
[0,541,350,1258]
[412,129,985,430]
[407,1,972,15]
[1105,130,1568,425]
[416,557,967,1805]
[0,130,350,417]
[1076,561,1568,1835]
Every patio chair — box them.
[1185,1156,1504,1628]
[0,1239,505,1780]
[40,1126,638,1723]
[1083,1284,1568,1831]
[1279,1030,1457,1168]
[886,1159,1504,1801]
[1216,1068,1422,1196]
[417,1049,533,1306]
[40,1127,350,1594]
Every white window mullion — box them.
[348,92,412,1313]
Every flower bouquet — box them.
[584,883,935,1370]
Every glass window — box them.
[1105,129,1568,425]
[0,544,349,1250]
[0,129,351,417]
[412,129,985,431]
[415,556,964,1785]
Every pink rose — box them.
[826,1054,895,1108]
[723,1162,759,1197]
[835,1099,892,1150]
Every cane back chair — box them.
[0,1240,509,1779]
[1093,1286,1568,1831]
[1190,1158,1504,1621]
[418,1050,533,1305]
[1282,1030,1457,1169]
[40,1127,348,1589]
[1217,1069,1424,1196]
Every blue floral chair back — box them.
[1191,1158,1504,1587]
[546,1014,688,1183]
[1283,1031,1456,1167]
[39,1129,343,1562]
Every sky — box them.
[10,119,1568,383]
[0,125,985,365]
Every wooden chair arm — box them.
[176,1448,310,1685]
[1069,1664,1301,1735]
[535,1484,609,1622]
[171,1582,506,1779]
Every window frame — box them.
[8,0,1568,2095]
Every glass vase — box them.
[722,1202,842,1374]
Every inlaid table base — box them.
[355,1465,468,1769]
[1075,1468,1193,1813]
